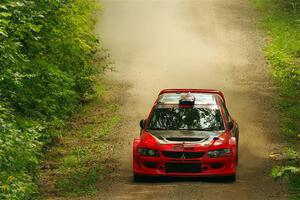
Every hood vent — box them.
[165,137,205,142]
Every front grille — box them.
[166,163,201,173]
[144,162,156,169]
[162,151,205,159]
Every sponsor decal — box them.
[173,144,184,150]
[183,143,194,150]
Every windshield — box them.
[147,106,225,131]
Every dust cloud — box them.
[95,0,287,199]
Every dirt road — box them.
[95,0,288,199]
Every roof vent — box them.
[179,93,195,106]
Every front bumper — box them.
[133,155,236,177]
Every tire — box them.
[133,174,145,182]
[225,174,236,182]
[235,131,239,164]
[235,145,239,164]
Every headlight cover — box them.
[207,149,231,158]
[137,148,160,157]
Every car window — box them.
[147,106,225,131]
[221,101,231,123]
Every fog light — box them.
[207,149,231,158]
[137,148,160,157]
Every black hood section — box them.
[148,130,219,142]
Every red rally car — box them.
[133,89,239,181]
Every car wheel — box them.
[225,174,236,182]
[133,174,145,182]
[235,145,239,164]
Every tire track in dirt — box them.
[95,0,288,199]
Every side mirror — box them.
[227,122,234,130]
[139,119,146,129]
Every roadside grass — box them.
[253,0,300,198]
[290,176,300,200]
[253,0,299,139]
[38,78,123,199]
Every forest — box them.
[0,0,102,198]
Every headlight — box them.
[137,148,160,157]
[207,149,231,158]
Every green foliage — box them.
[289,175,300,200]
[254,0,300,197]
[282,148,299,160]
[0,102,42,199]
[272,166,300,180]
[0,0,103,198]
[39,83,121,198]
[271,148,299,180]
[271,164,300,199]
[253,0,300,138]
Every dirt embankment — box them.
[94,0,288,199]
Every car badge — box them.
[180,154,186,159]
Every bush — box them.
[0,0,101,198]
[0,102,42,199]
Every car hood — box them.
[148,130,224,145]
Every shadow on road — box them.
[132,176,235,184]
